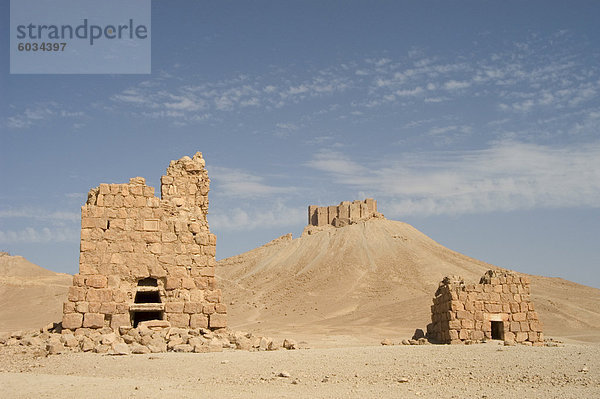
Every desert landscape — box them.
[2,209,600,397]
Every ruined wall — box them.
[307,199,378,227]
[62,152,226,332]
[427,270,543,345]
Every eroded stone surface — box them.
[427,270,544,345]
[62,152,226,333]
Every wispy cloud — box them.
[5,102,85,129]
[209,167,296,198]
[0,227,79,244]
[0,208,79,222]
[209,202,305,231]
[307,141,600,217]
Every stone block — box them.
[509,322,521,332]
[62,313,83,330]
[86,289,113,303]
[63,301,76,313]
[527,311,539,320]
[183,302,203,314]
[83,313,105,328]
[203,304,216,314]
[165,277,181,290]
[215,303,227,314]
[165,302,184,313]
[484,303,502,313]
[529,321,542,332]
[205,290,221,303]
[167,313,190,328]
[461,319,474,329]
[515,332,528,342]
[88,302,101,313]
[456,310,472,320]
[181,278,196,289]
[209,313,227,329]
[100,302,117,314]
[68,286,86,302]
[512,312,526,322]
[110,314,131,330]
[190,314,209,329]
[86,275,108,288]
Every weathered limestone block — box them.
[68,286,86,302]
[83,313,104,328]
[190,314,209,329]
[62,313,83,329]
[209,313,227,329]
[167,313,190,328]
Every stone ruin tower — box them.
[307,199,380,228]
[427,270,543,345]
[62,152,226,332]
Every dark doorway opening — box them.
[131,278,163,327]
[491,321,504,340]
[132,311,163,327]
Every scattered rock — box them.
[381,338,394,346]
[46,342,64,355]
[398,377,409,383]
[112,343,131,355]
[278,371,291,378]
[283,339,297,350]
[131,343,150,354]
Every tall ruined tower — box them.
[62,152,226,332]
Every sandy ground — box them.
[2,220,600,398]
[1,340,598,398]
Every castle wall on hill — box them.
[307,199,377,227]
[427,270,543,345]
[62,152,226,332]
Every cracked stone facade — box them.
[62,152,226,332]
[427,270,543,345]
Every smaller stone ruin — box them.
[427,270,544,345]
[307,198,381,229]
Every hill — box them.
[217,219,600,344]
[0,252,71,332]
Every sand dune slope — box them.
[217,219,600,342]
[0,253,71,332]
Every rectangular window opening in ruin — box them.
[491,321,504,340]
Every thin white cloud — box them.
[209,202,305,231]
[443,80,471,90]
[5,102,85,129]
[0,208,79,222]
[307,141,600,217]
[0,227,79,244]
[209,167,296,198]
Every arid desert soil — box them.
[1,340,598,398]
[2,220,600,398]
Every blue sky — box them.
[1,1,599,288]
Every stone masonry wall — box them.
[62,152,226,332]
[427,270,543,345]
[308,199,378,227]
